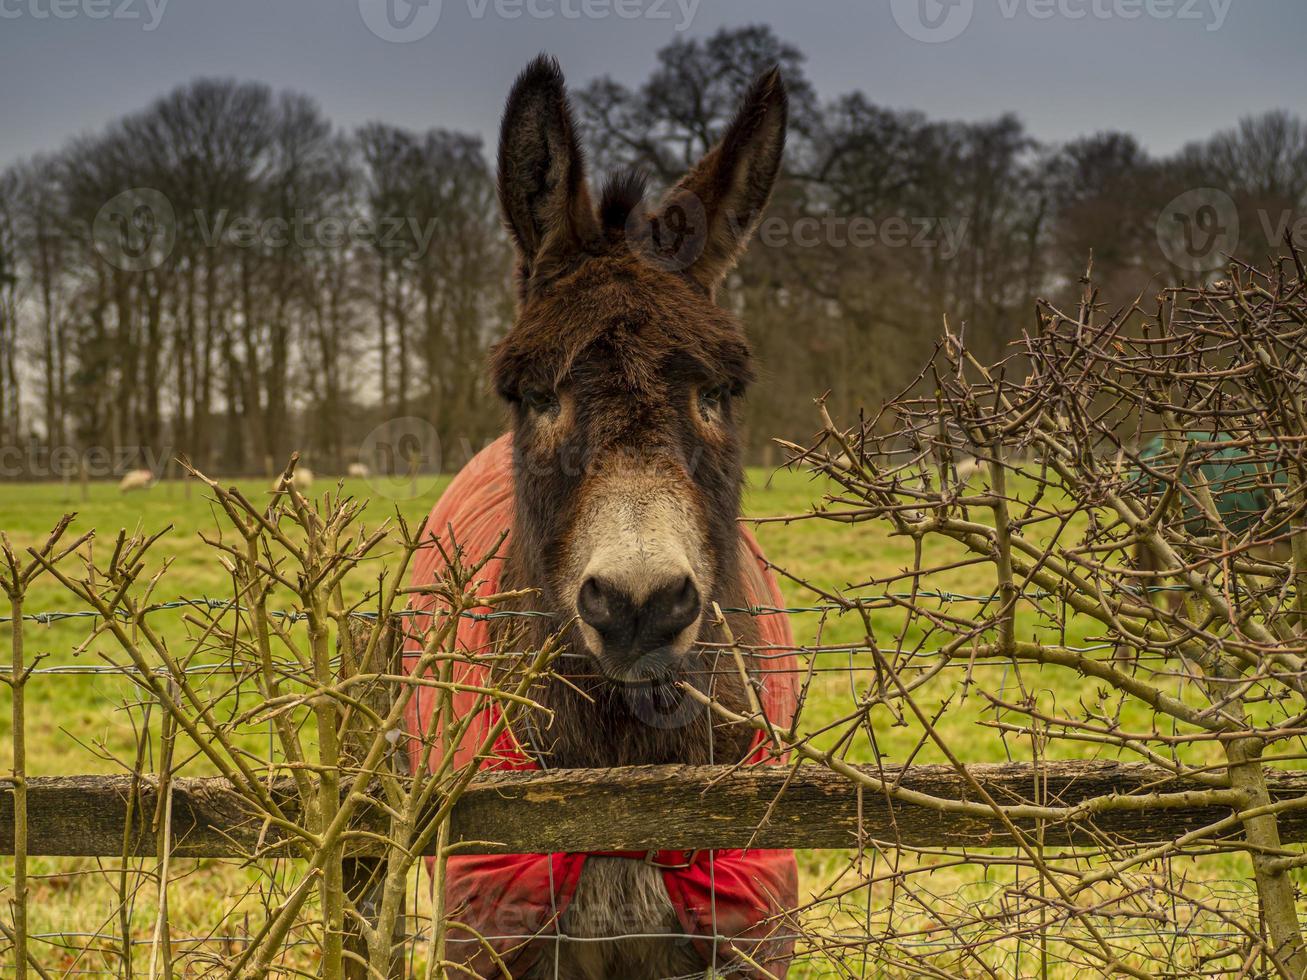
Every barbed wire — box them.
[0,583,1205,627]
[0,641,1125,680]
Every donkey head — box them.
[491,56,786,683]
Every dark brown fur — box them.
[489,249,763,768]
[476,54,788,979]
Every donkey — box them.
[408,56,796,979]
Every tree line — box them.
[1,24,1305,478]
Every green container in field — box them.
[1134,432,1284,536]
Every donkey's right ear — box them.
[498,55,600,295]
[653,67,787,297]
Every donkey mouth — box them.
[590,641,691,685]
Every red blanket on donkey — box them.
[403,434,799,977]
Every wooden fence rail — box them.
[5,760,1307,858]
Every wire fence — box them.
[3,558,1301,978]
[8,263,1307,977]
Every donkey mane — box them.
[597,169,650,233]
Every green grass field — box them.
[0,469,1278,976]
[0,468,1100,775]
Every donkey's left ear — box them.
[656,67,787,297]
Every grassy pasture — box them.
[0,468,1274,976]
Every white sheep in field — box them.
[119,469,155,492]
[953,457,982,484]
[273,467,314,493]
[347,462,371,479]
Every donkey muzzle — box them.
[577,573,701,672]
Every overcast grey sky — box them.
[1,0,1303,168]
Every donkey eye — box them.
[698,385,730,420]
[522,388,560,417]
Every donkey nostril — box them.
[670,576,700,630]
[645,575,701,642]
[578,576,619,632]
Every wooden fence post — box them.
[341,615,406,980]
